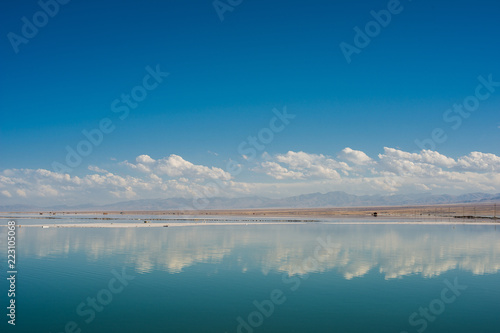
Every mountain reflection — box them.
[16,224,500,279]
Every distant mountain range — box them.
[1,191,500,212]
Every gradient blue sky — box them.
[1,0,499,205]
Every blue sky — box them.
[1,0,500,205]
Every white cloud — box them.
[379,147,457,168]
[338,147,373,165]
[254,147,500,196]
[16,189,27,197]
[457,151,500,171]
[256,162,305,180]
[0,154,241,206]
[136,154,155,164]
[0,148,499,206]
[266,151,350,180]
[123,154,231,181]
[88,165,108,173]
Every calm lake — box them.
[1,217,499,333]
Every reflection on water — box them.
[14,223,500,279]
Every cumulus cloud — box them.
[16,189,27,197]
[379,147,457,168]
[376,148,500,176]
[378,149,445,177]
[0,154,240,206]
[123,154,231,181]
[88,165,108,173]
[256,162,304,180]
[338,147,373,165]
[1,148,499,206]
[254,147,500,195]
[265,151,350,179]
[457,151,500,171]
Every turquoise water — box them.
[1,221,499,332]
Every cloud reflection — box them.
[16,224,500,279]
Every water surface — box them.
[1,219,499,332]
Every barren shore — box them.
[3,220,499,228]
[2,202,499,218]
[1,202,498,228]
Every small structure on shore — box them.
[372,212,378,217]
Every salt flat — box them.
[6,221,498,228]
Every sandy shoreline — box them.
[2,221,498,228]
[1,202,498,219]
